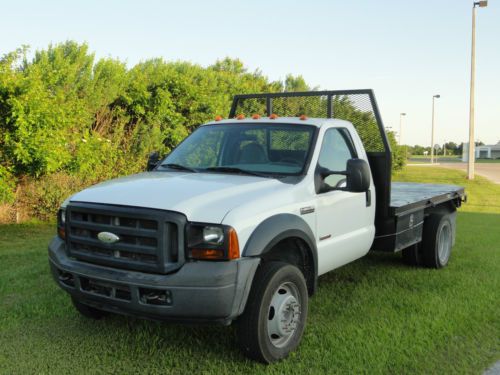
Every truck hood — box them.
[70,171,288,223]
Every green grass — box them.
[476,159,500,163]
[407,156,500,164]
[409,155,460,159]
[1,167,499,374]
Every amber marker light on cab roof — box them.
[269,113,278,119]
[299,114,308,120]
[214,115,223,121]
[252,114,261,119]
[236,114,245,120]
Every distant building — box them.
[462,141,500,161]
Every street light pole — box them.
[468,1,487,179]
[399,113,406,145]
[399,112,407,160]
[431,95,440,164]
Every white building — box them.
[462,141,500,161]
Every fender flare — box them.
[243,213,318,293]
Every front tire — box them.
[237,262,308,363]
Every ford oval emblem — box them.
[97,231,120,244]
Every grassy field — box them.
[0,167,499,374]
[408,155,500,164]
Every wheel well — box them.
[260,237,316,296]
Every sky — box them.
[1,0,499,147]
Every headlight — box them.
[203,226,224,245]
[186,224,239,261]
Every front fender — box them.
[243,214,318,292]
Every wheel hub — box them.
[438,222,452,264]
[267,283,301,348]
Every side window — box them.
[318,128,356,188]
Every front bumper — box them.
[48,237,259,324]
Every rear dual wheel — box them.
[402,211,454,268]
[422,212,453,268]
[237,262,308,363]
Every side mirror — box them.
[345,158,371,193]
[147,151,160,171]
[315,158,370,194]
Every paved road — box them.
[409,162,500,184]
[484,361,500,375]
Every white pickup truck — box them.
[49,90,465,363]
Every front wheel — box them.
[237,262,308,363]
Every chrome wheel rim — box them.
[267,282,301,348]
[437,222,452,264]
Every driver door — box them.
[315,128,375,275]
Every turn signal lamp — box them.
[187,225,240,261]
[227,228,240,260]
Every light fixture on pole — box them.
[467,0,487,179]
[399,113,406,145]
[431,95,440,164]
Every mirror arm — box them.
[322,170,347,178]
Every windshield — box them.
[161,123,316,176]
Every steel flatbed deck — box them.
[390,182,466,216]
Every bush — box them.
[16,173,91,221]
[0,41,405,222]
[0,165,15,204]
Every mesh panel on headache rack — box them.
[233,93,385,153]
[330,94,385,153]
[272,96,328,118]
[234,98,267,117]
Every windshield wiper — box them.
[204,166,270,178]
[161,163,197,172]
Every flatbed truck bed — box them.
[371,182,465,252]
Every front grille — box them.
[66,203,186,273]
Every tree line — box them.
[406,141,486,157]
[0,41,403,221]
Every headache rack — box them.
[229,90,393,235]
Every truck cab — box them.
[49,90,465,363]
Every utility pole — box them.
[468,1,488,179]
[430,95,440,164]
